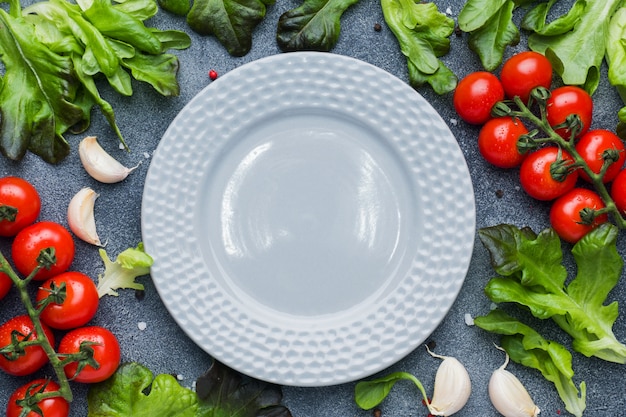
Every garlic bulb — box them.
[67,187,102,246]
[79,136,138,183]
[426,346,472,416]
[489,351,540,417]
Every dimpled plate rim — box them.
[141,52,476,387]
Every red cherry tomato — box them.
[12,221,75,281]
[546,86,593,140]
[37,271,99,330]
[0,315,55,376]
[0,177,41,237]
[610,169,626,215]
[500,51,553,103]
[575,129,626,183]
[478,117,529,168]
[0,272,12,301]
[519,146,579,201]
[453,71,504,125]
[6,379,69,417]
[550,188,608,243]
[58,326,121,383]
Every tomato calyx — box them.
[14,379,52,416]
[0,329,37,360]
[551,113,584,141]
[60,340,103,379]
[36,281,67,311]
[578,207,608,226]
[549,150,578,182]
[0,204,18,222]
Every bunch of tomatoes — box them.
[0,176,120,417]
[453,51,626,244]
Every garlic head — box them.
[67,187,102,246]
[426,346,472,416]
[489,351,540,417]
[79,136,138,183]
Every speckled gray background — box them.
[1,0,625,416]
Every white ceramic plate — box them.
[141,52,475,386]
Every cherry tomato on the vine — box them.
[453,71,504,125]
[58,326,121,383]
[519,146,579,201]
[546,86,593,140]
[37,271,99,330]
[610,169,626,215]
[550,188,608,244]
[0,315,55,376]
[0,272,12,301]
[478,117,529,168]
[575,129,626,183]
[6,379,69,417]
[500,51,553,103]
[0,176,41,237]
[12,221,75,281]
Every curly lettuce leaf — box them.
[478,223,626,363]
[276,0,360,52]
[474,310,586,417]
[0,9,84,163]
[187,0,275,56]
[381,0,456,94]
[96,243,153,297]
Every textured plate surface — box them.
[141,52,476,386]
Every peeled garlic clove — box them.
[79,136,138,183]
[489,352,540,417]
[426,346,472,416]
[68,187,102,246]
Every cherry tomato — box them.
[58,326,121,383]
[575,129,626,183]
[0,272,12,301]
[37,271,99,330]
[500,51,553,103]
[550,188,608,244]
[12,221,75,281]
[519,146,579,201]
[478,117,529,168]
[0,177,41,237]
[453,71,504,125]
[6,379,69,417]
[0,315,55,376]
[610,169,626,215]
[546,86,593,140]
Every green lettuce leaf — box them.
[478,223,626,363]
[474,310,587,417]
[186,0,275,56]
[276,0,361,52]
[96,243,153,297]
[381,0,456,94]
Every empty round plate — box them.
[141,52,475,386]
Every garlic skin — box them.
[79,136,138,183]
[489,353,540,417]
[426,347,472,416]
[68,187,102,246]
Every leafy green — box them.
[96,243,153,297]
[478,223,626,363]
[0,0,190,163]
[458,0,623,94]
[186,0,275,56]
[354,371,428,410]
[276,0,360,52]
[475,310,587,417]
[87,361,293,417]
[381,0,456,94]
[0,8,84,163]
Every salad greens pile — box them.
[475,223,626,416]
[96,243,153,298]
[87,361,293,417]
[0,0,190,163]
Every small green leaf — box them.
[96,243,153,298]
[354,371,427,410]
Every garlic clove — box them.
[426,346,472,416]
[68,187,103,246]
[79,136,138,183]
[489,351,540,417]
